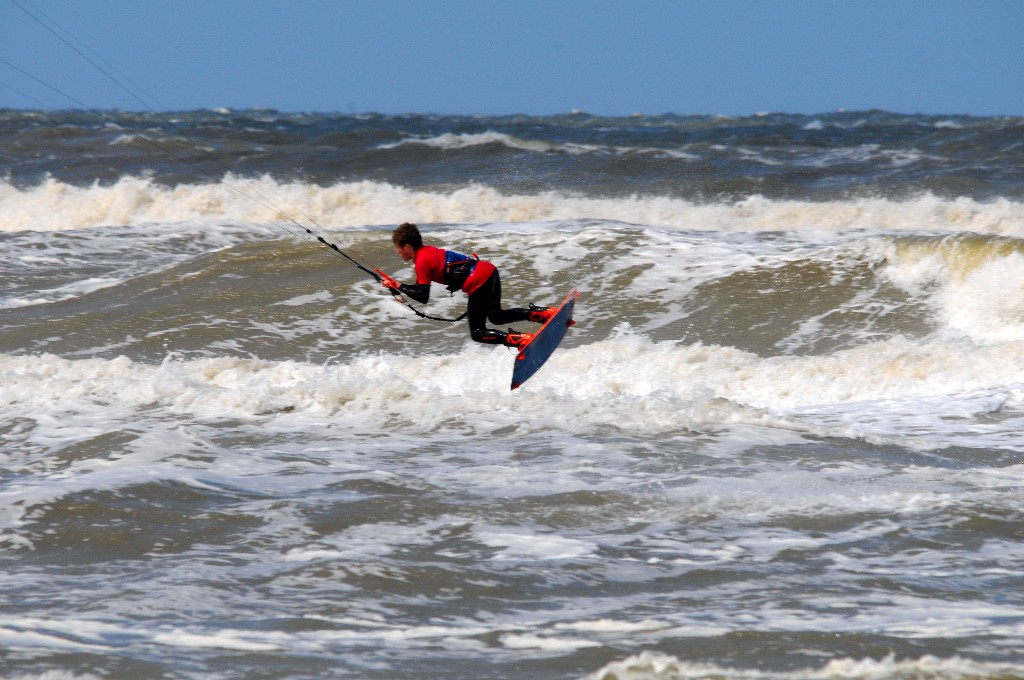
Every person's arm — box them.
[399,245,438,303]
[399,282,430,304]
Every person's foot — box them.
[528,304,554,324]
[529,303,575,327]
[504,330,534,351]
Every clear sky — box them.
[1,0,1022,117]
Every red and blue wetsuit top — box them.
[413,245,495,295]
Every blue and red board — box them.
[510,289,579,390]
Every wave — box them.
[4,326,1024,451]
[7,214,1024,358]
[584,651,1024,680]
[3,176,1024,236]
[886,234,1024,343]
[376,130,698,159]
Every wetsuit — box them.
[398,245,531,345]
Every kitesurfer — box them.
[381,222,556,350]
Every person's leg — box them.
[484,270,559,324]
[467,271,531,347]
[482,270,531,326]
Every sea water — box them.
[2,110,1024,679]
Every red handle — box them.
[375,269,401,290]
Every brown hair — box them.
[392,222,422,249]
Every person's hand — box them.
[375,270,402,295]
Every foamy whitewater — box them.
[2,109,1024,679]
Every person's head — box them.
[392,222,422,262]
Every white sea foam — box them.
[152,629,282,652]
[3,319,1024,452]
[4,177,1024,236]
[5,673,104,680]
[795,144,929,169]
[0,627,108,653]
[378,131,571,153]
[583,651,1024,680]
[475,526,596,561]
[0,613,498,659]
[500,633,600,651]
[882,240,1024,344]
[1,276,122,309]
[377,130,698,159]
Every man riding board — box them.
[380,222,557,350]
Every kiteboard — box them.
[510,289,579,390]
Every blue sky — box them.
[1,0,1022,117]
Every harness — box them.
[443,250,480,292]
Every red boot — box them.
[528,303,574,327]
[528,304,554,324]
[504,331,534,351]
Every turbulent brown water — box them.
[2,110,1024,679]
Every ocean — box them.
[2,109,1024,679]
